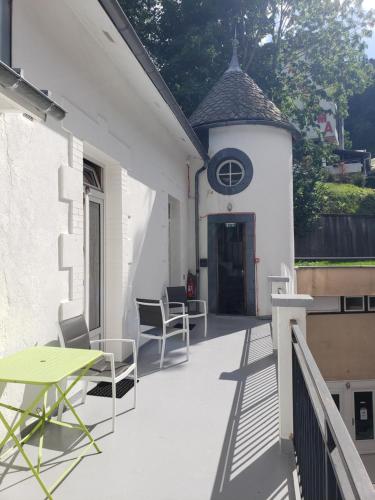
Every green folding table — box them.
[0,346,104,499]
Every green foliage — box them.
[319,182,375,215]
[293,139,331,237]
[121,0,374,123]
[295,259,375,267]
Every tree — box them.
[121,0,374,124]
[120,0,374,236]
[293,140,333,236]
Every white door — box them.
[84,193,104,341]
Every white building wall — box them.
[0,113,71,421]
[194,124,294,316]
[5,0,199,354]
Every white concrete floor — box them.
[361,454,375,485]
[0,316,296,500]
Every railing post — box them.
[271,294,313,448]
[268,276,290,350]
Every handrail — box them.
[292,323,375,499]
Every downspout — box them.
[195,161,208,299]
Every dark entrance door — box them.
[208,214,256,315]
[217,223,245,314]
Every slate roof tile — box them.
[190,68,294,133]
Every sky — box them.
[364,0,375,58]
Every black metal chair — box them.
[166,286,207,337]
[135,298,189,369]
[58,315,137,432]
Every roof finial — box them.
[226,25,241,73]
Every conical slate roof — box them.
[190,46,295,134]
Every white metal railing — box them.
[269,284,375,499]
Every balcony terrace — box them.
[0,316,296,500]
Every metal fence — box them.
[292,324,375,499]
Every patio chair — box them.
[166,286,207,337]
[58,315,137,432]
[135,298,189,369]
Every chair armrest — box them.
[165,314,188,325]
[168,301,186,308]
[90,339,136,358]
[187,299,207,312]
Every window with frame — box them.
[368,296,375,311]
[344,296,365,312]
[0,0,11,65]
[216,160,245,187]
[83,159,103,191]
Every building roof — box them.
[190,44,296,135]
[0,60,66,121]
[98,0,208,160]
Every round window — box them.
[216,160,245,187]
[207,148,253,195]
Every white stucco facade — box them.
[0,0,202,367]
[191,124,294,316]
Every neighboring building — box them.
[326,148,371,178]
[296,264,375,455]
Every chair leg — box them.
[158,339,162,354]
[186,324,190,362]
[204,314,207,338]
[82,380,89,404]
[112,378,116,433]
[133,366,137,409]
[160,338,166,369]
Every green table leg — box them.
[0,385,49,455]
[55,383,100,453]
[0,410,52,500]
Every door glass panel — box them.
[89,201,101,331]
[217,222,245,314]
[332,394,340,411]
[355,392,374,441]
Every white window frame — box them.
[344,296,365,313]
[216,159,245,187]
[368,296,375,311]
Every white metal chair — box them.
[135,298,189,369]
[58,315,137,432]
[166,286,207,337]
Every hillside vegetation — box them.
[319,182,375,215]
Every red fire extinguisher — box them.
[187,272,196,300]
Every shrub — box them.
[319,182,375,215]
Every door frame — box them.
[207,213,256,315]
[84,190,105,341]
[328,380,375,455]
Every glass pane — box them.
[332,394,340,411]
[218,162,230,175]
[0,0,11,65]
[230,162,243,175]
[219,174,231,186]
[89,201,101,331]
[369,296,375,310]
[83,169,98,188]
[345,296,364,311]
[355,392,374,440]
